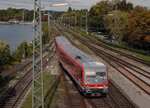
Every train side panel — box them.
[58,47,84,91]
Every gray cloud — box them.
[0,0,150,11]
[127,0,150,7]
[0,0,100,11]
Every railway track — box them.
[54,23,136,108]
[62,68,87,108]
[54,24,150,95]
[71,27,150,67]
[75,36,150,95]
[82,38,150,79]
[0,42,56,108]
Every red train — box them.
[55,36,108,96]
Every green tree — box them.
[0,8,33,21]
[12,41,32,61]
[7,8,15,19]
[68,7,72,13]
[116,0,133,12]
[89,1,112,31]
[42,23,49,44]
[104,10,129,41]
[0,40,10,70]
[126,6,150,49]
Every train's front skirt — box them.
[84,86,108,96]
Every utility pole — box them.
[80,16,82,29]
[86,11,88,35]
[63,17,65,25]
[65,17,66,25]
[68,17,69,26]
[64,17,65,25]
[69,16,70,27]
[70,17,72,26]
[114,6,117,42]
[75,12,77,27]
[48,11,50,37]
[22,10,25,60]
[32,0,44,108]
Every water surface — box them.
[0,24,33,54]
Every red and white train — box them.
[55,36,108,96]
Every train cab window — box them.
[85,67,107,84]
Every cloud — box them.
[127,0,150,7]
[0,0,150,11]
[0,0,101,11]
[0,0,33,9]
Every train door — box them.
[79,68,82,85]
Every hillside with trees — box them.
[0,8,33,21]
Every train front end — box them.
[83,62,108,96]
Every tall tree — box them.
[104,10,129,41]
[0,40,10,70]
[126,6,150,49]
[89,1,112,31]
[116,0,133,12]
[68,7,72,13]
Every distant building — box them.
[9,19,20,24]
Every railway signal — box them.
[47,58,49,68]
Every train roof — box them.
[55,36,71,45]
[55,36,106,68]
[60,44,106,68]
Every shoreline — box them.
[0,21,33,25]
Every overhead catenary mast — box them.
[32,0,44,108]
[114,6,117,42]
[86,11,88,35]
[22,10,25,60]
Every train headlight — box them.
[95,79,98,82]
[103,85,106,87]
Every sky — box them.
[0,0,150,11]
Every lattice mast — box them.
[32,0,44,108]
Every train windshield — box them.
[85,68,107,84]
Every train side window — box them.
[75,66,78,76]
[79,68,82,81]
[60,51,67,62]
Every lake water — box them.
[0,24,33,54]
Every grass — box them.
[62,25,150,62]
[21,73,57,108]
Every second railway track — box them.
[0,41,56,108]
